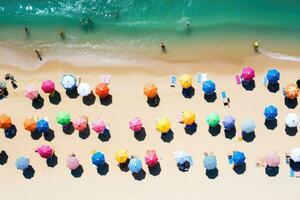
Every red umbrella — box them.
[41,80,55,93]
[95,83,110,98]
[145,150,158,167]
[35,145,53,159]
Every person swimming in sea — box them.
[35,50,42,61]
[161,42,166,52]
[59,31,65,40]
[253,41,259,52]
[25,27,29,37]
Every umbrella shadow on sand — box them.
[44,129,55,141]
[233,163,246,175]
[206,168,219,179]
[265,166,279,177]
[66,87,79,99]
[290,160,300,172]
[83,93,96,106]
[46,154,58,168]
[71,165,84,178]
[23,165,35,179]
[182,87,195,99]
[204,92,217,103]
[242,131,256,142]
[161,130,174,143]
[284,97,298,109]
[184,123,197,135]
[49,90,61,105]
[132,169,146,181]
[100,95,113,106]
[119,160,130,172]
[148,162,161,176]
[224,128,236,139]
[97,162,109,176]
[208,125,221,137]
[285,126,298,136]
[242,80,256,91]
[264,119,277,130]
[32,94,44,109]
[0,150,8,165]
[147,95,160,107]
[79,125,90,139]
[4,124,17,139]
[134,127,146,141]
[63,122,75,135]
[267,82,280,93]
[98,129,111,142]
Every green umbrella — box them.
[206,113,220,127]
[56,112,71,126]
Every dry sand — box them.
[0,53,300,200]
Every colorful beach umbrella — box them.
[0,114,12,129]
[232,151,246,166]
[129,117,143,132]
[95,83,110,98]
[25,85,38,100]
[92,151,105,167]
[264,105,278,120]
[72,117,88,131]
[23,117,37,132]
[285,84,299,99]
[223,115,235,130]
[56,112,71,126]
[241,119,256,133]
[173,150,193,165]
[61,74,77,90]
[36,119,49,133]
[77,83,91,97]
[35,145,53,159]
[179,74,193,89]
[291,148,300,162]
[144,83,158,98]
[285,113,299,128]
[115,149,129,164]
[241,67,255,81]
[15,156,30,170]
[265,152,280,167]
[206,113,220,127]
[266,69,280,84]
[202,80,216,95]
[156,117,171,133]
[182,110,196,125]
[66,155,80,170]
[91,118,106,133]
[41,80,55,93]
[145,150,158,167]
[203,155,217,170]
[128,157,143,173]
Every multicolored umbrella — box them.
[0,114,12,129]
[145,150,158,167]
[285,113,299,128]
[179,74,192,89]
[264,105,278,120]
[41,80,55,94]
[56,112,71,126]
[66,155,80,170]
[129,117,143,132]
[35,145,53,159]
[202,80,216,95]
[203,155,217,170]
[91,118,106,134]
[173,150,193,165]
[95,83,110,98]
[72,117,88,131]
[115,149,129,164]
[265,152,280,167]
[291,148,300,162]
[92,151,105,167]
[61,74,77,90]
[144,83,158,98]
[223,115,235,130]
[77,83,91,97]
[128,157,143,173]
[285,84,299,99]
[15,156,30,170]
[241,67,255,81]
[206,113,220,127]
[23,117,37,132]
[36,119,49,133]
[266,69,280,84]
[241,119,256,133]
[25,85,39,100]
[182,110,196,125]
[232,151,246,166]
[156,117,171,133]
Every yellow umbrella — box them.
[156,117,171,133]
[182,110,196,125]
[115,149,128,164]
[179,74,192,89]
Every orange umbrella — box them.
[23,118,37,132]
[144,83,157,98]
[95,83,110,98]
[285,84,299,99]
[0,114,12,129]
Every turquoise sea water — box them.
[0,0,300,67]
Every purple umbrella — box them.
[223,115,235,130]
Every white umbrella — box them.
[173,150,193,165]
[285,113,299,128]
[291,148,300,162]
[241,119,256,133]
[77,83,91,97]
[61,74,77,90]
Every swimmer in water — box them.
[161,42,166,52]
[253,41,259,52]
[59,31,65,40]
[35,50,42,61]
[25,27,29,37]
[186,21,190,27]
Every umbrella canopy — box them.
[202,80,216,95]
[0,114,12,129]
[264,105,278,120]
[182,110,196,125]
[23,117,36,132]
[15,156,30,170]
[232,151,246,165]
[285,113,299,128]
[223,115,235,130]
[265,152,280,167]
[241,119,256,133]
[291,148,300,162]
[173,150,193,165]
[0,81,6,89]
[156,117,171,133]
[61,74,77,90]
[92,152,105,167]
[203,155,217,170]
[128,157,143,173]
[91,118,106,133]
[206,113,220,127]
[41,80,55,93]
[145,150,158,167]
[72,117,88,131]
[66,155,80,170]
[266,69,280,84]
[179,74,192,89]
[95,83,110,98]
[241,67,255,81]
[129,117,143,132]
[36,145,53,159]
[285,84,299,99]
[77,83,91,97]
[36,119,49,133]
[143,83,158,98]
[25,85,38,100]
[115,149,129,164]
[56,112,71,126]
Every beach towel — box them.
[263,75,268,86]
[295,171,300,178]
[235,75,241,85]
[100,75,111,84]
[290,168,295,177]
[228,155,233,164]
[196,73,202,84]
[201,73,207,82]
[221,91,227,99]
[170,75,176,87]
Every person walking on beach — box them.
[35,50,42,61]
[253,41,259,52]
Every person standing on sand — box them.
[253,41,259,52]
[35,50,42,61]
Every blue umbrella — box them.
[15,156,30,170]
[266,69,280,84]
[264,105,278,120]
[232,151,246,166]
[223,115,235,130]
[203,155,217,170]
[202,80,216,95]
[92,152,105,167]
[36,119,49,133]
[128,157,142,173]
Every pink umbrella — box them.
[72,117,88,132]
[25,85,39,100]
[66,155,80,170]
[91,118,106,134]
[265,152,280,167]
[129,117,143,132]
[145,150,158,167]
[241,67,255,81]
[41,80,55,93]
[35,145,53,159]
